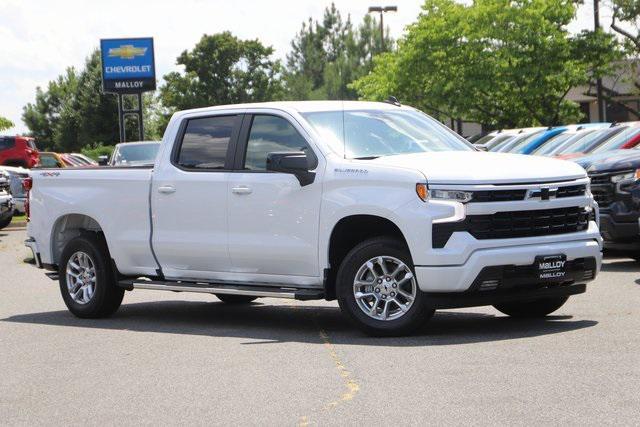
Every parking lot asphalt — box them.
[1,226,639,426]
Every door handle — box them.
[232,186,252,195]
[158,185,176,194]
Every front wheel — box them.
[336,237,434,337]
[59,234,124,318]
[493,296,569,318]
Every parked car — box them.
[577,149,640,258]
[588,123,640,155]
[474,127,543,151]
[0,165,29,214]
[508,123,609,155]
[104,141,161,166]
[0,171,14,229]
[532,127,601,156]
[69,153,98,166]
[25,101,602,336]
[554,125,629,160]
[489,129,544,152]
[37,152,68,168]
[0,136,39,168]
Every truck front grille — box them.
[588,172,620,209]
[432,206,590,248]
[470,184,586,202]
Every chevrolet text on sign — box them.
[100,37,156,93]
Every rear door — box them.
[151,113,243,280]
[226,112,323,280]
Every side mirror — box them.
[97,155,109,166]
[266,151,316,186]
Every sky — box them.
[0,0,611,134]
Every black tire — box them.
[336,237,434,337]
[0,215,12,230]
[59,233,124,318]
[493,296,569,318]
[215,294,258,304]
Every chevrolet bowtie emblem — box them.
[108,45,147,60]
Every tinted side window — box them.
[177,115,238,169]
[0,137,15,150]
[244,115,312,171]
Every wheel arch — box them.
[50,213,107,266]
[324,214,410,300]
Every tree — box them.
[284,4,390,100]
[352,0,620,129]
[0,116,14,131]
[158,32,284,129]
[22,50,158,151]
[608,0,640,116]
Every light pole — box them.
[594,0,605,121]
[368,6,397,51]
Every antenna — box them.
[383,96,401,107]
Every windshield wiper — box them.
[353,156,379,160]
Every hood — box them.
[576,149,640,174]
[368,151,586,184]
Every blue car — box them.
[506,123,610,155]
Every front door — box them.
[152,114,243,280]
[227,113,322,281]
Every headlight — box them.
[610,171,637,183]
[429,189,473,203]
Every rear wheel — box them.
[336,237,434,336]
[59,234,124,318]
[215,294,258,304]
[493,296,569,318]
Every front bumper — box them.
[415,239,601,292]
[425,283,586,309]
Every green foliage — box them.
[80,143,114,161]
[352,0,621,128]
[0,116,13,131]
[284,4,391,100]
[611,0,639,93]
[158,32,284,131]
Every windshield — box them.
[301,109,474,158]
[592,127,640,153]
[112,143,160,165]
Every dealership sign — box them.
[100,37,156,93]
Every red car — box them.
[0,136,40,168]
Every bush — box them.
[81,143,114,161]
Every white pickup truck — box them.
[25,101,602,336]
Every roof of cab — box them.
[174,100,409,117]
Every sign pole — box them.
[117,94,126,143]
[137,93,144,141]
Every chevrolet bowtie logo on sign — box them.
[108,45,148,60]
[100,37,156,93]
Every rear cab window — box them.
[175,115,241,170]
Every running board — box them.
[118,279,324,301]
